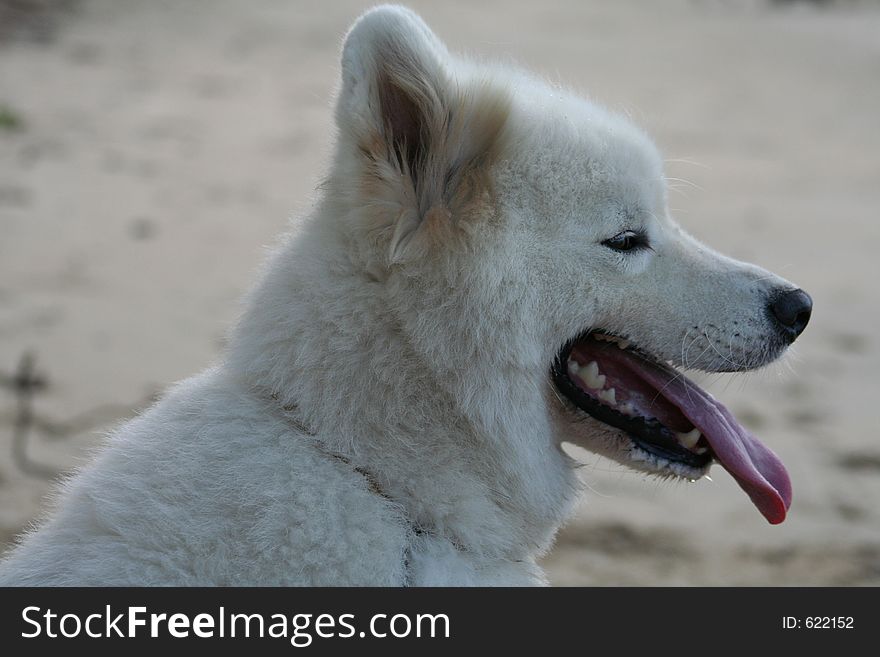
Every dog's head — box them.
[329,6,811,524]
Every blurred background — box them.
[1,0,878,585]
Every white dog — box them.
[0,6,811,585]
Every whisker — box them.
[665,176,705,192]
[702,329,748,371]
[664,157,711,169]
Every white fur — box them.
[0,6,800,586]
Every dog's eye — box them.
[602,230,647,252]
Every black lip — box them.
[551,337,712,470]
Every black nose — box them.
[769,288,813,342]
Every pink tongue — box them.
[626,357,792,524]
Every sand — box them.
[1,0,879,585]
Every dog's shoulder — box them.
[0,368,411,586]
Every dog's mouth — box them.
[551,331,792,524]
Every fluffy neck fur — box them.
[225,191,580,558]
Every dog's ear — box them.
[336,6,447,181]
[336,6,509,262]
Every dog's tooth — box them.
[675,428,702,450]
[598,388,616,405]
[616,339,630,350]
[580,361,606,390]
[567,359,580,374]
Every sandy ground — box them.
[1,0,879,586]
